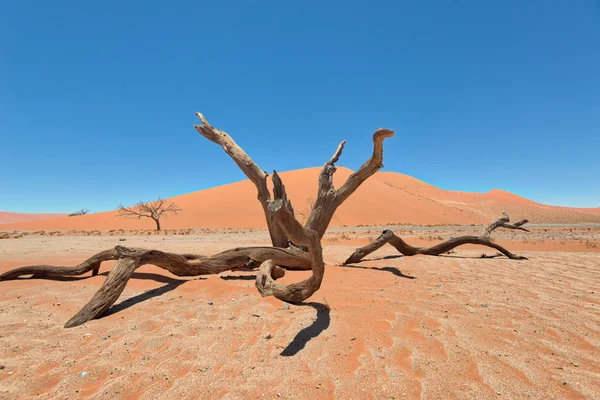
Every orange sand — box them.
[2,168,599,232]
[1,232,599,399]
[0,212,66,225]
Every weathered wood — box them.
[344,214,529,264]
[61,245,312,327]
[0,244,314,327]
[0,249,120,281]
[65,257,138,328]
[0,113,394,327]
[194,113,289,248]
[342,230,394,264]
[2,113,394,327]
[483,211,529,238]
[255,200,324,303]
[306,129,394,238]
[0,245,312,283]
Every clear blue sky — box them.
[1,1,599,213]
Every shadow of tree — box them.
[366,252,518,261]
[102,274,205,317]
[381,255,404,260]
[26,271,110,282]
[439,253,509,259]
[340,264,416,279]
[220,275,257,281]
[280,302,331,357]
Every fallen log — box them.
[344,213,529,264]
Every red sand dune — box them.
[2,167,599,231]
[0,212,66,225]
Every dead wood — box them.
[305,129,394,238]
[344,213,529,264]
[118,198,181,231]
[483,211,529,238]
[194,113,290,248]
[255,200,324,303]
[0,246,311,282]
[2,113,394,327]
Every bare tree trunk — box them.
[1,113,394,327]
[154,218,161,231]
[254,200,324,303]
[344,213,530,264]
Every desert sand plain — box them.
[1,169,600,399]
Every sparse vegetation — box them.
[68,209,90,217]
[117,198,181,231]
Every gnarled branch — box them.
[483,211,529,238]
[255,199,324,303]
[2,113,395,327]
[306,128,395,238]
[194,113,289,247]
[344,213,529,264]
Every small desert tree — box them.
[117,198,181,231]
[68,209,90,217]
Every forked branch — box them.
[1,113,395,327]
[194,113,290,247]
[483,211,529,238]
[306,129,395,238]
[255,199,324,303]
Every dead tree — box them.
[68,209,90,217]
[344,213,530,264]
[118,198,181,231]
[0,113,394,328]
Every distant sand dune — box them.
[0,212,66,225]
[2,167,599,231]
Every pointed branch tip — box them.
[328,140,346,165]
[195,112,209,126]
[374,128,395,139]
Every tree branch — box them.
[483,211,530,238]
[344,213,529,264]
[255,199,324,303]
[2,113,395,328]
[305,129,394,237]
[194,113,289,247]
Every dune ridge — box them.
[2,167,599,231]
